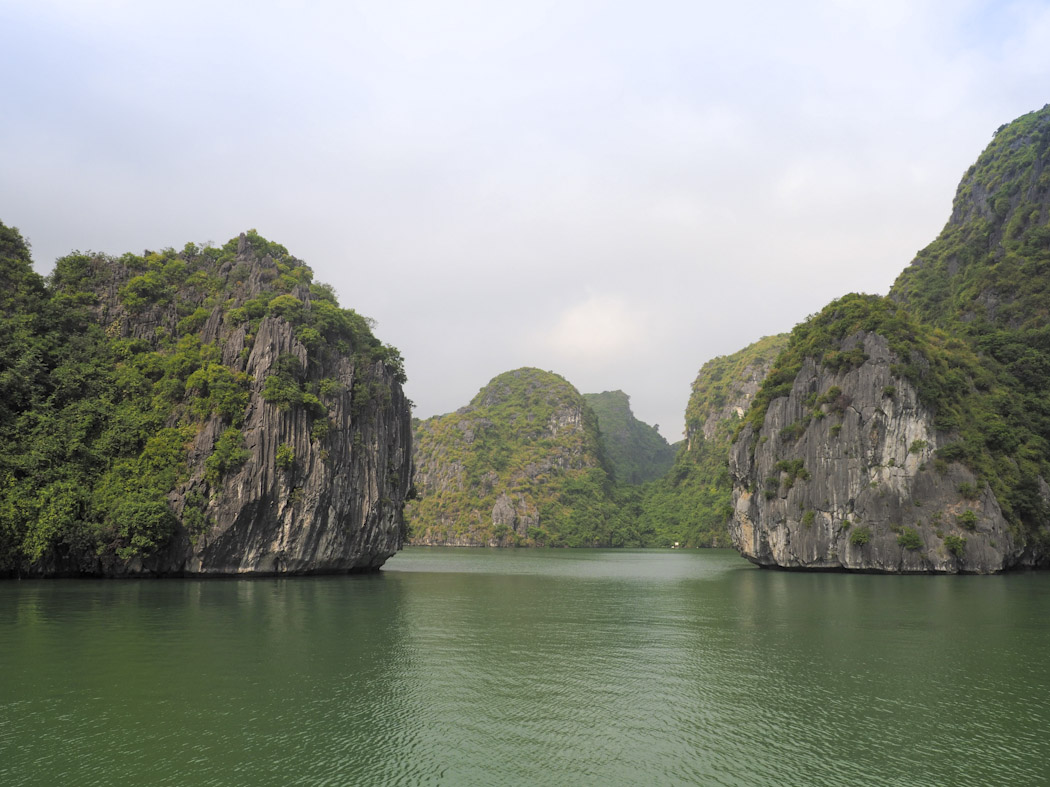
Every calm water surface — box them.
[2,548,1049,786]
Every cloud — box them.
[532,294,655,363]
[3,0,1050,438]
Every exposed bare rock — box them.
[25,232,412,576]
[729,333,1022,574]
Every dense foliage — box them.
[891,107,1050,331]
[0,225,404,572]
[582,391,674,484]
[889,106,1050,543]
[407,369,652,547]
[638,335,787,547]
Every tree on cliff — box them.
[0,225,411,575]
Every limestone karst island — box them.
[3,105,1050,575]
[0,230,412,576]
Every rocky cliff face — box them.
[155,237,410,574]
[729,333,1018,573]
[697,365,766,442]
[891,105,1050,330]
[685,334,787,447]
[11,230,412,576]
[173,316,412,575]
[406,368,613,547]
[634,335,787,549]
[726,105,1050,573]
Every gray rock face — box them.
[171,321,412,575]
[699,360,771,442]
[729,333,1022,574]
[79,237,412,576]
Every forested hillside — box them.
[0,225,411,575]
[406,368,647,546]
[582,390,674,484]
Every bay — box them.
[1,548,1048,786]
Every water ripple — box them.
[2,552,1049,785]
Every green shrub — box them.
[276,443,295,470]
[177,307,211,334]
[295,325,322,347]
[311,419,331,442]
[111,493,177,560]
[262,373,301,410]
[944,534,967,558]
[205,428,250,486]
[774,459,810,489]
[262,354,328,417]
[319,378,342,397]
[823,347,869,372]
[183,490,211,544]
[226,306,248,324]
[849,526,872,546]
[268,294,303,322]
[119,271,170,310]
[186,362,249,424]
[957,509,978,530]
[897,526,923,550]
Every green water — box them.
[2,548,1048,786]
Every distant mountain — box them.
[406,368,645,547]
[729,105,1050,573]
[582,390,674,484]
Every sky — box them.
[3,0,1050,439]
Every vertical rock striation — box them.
[729,333,1014,573]
[176,316,412,574]
[163,238,411,574]
[728,105,1050,573]
[10,230,412,576]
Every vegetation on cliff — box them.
[890,105,1050,543]
[891,106,1050,332]
[407,341,793,550]
[734,105,1050,563]
[0,224,408,574]
[639,335,786,547]
[406,368,650,547]
[582,391,674,484]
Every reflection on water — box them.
[2,549,1048,786]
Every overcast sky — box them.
[3,1,1049,438]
